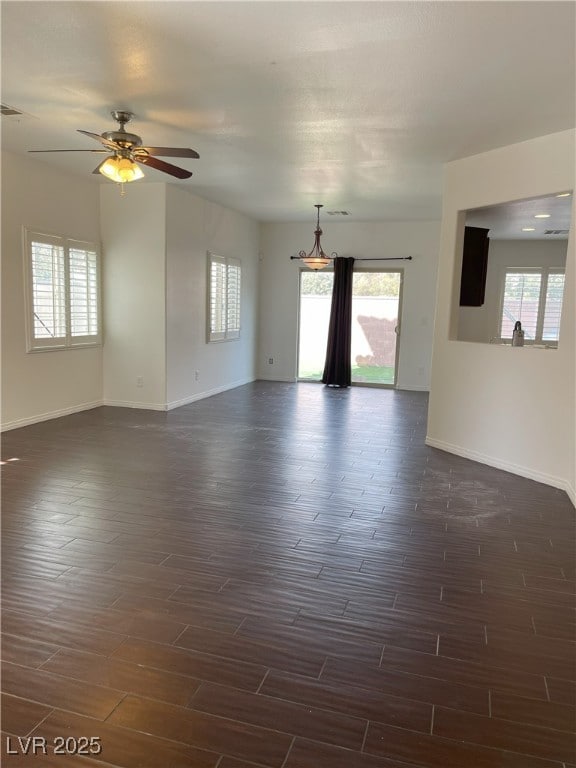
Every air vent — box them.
[326,210,350,216]
[1,103,24,116]
[544,229,569,235]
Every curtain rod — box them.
[355,256,412,261]
[290,256,412,262]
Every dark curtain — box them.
[322,256,355,387]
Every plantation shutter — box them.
[30,237,67,347]
[500,267,565,345]
[542,271,565,342]
[500,271,541,340]
[69,244,99,341]
[226,258,241,339]
[25,230,101,351]
[209,255,227,341]
[208,253,241,342]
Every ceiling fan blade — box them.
[29,148,108,153]
[77,130,120,151]
[137,147,200,159]
[136,155,192,179]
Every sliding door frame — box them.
[351,267,404,389]
[296,266,404,388]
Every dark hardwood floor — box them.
[1,381,575,767]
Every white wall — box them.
[100,182,259,411]
[458,239,568,343]
[100,183,168,409]
[165,186,259,408]
[258,220,440,389]
[2,157,259,423]
[428,130,575,501]
[1,152,103,429]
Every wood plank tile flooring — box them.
[2,382,575,767]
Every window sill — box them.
[491,342,558,349]
[26,342,102,354]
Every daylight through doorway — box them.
[297,269,402,386]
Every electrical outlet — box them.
[136,376,144,387]
[195,371,199,381]
[268,357,274,364]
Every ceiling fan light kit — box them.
[98,154,145,183]
[29,110,199,191]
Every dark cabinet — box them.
[459,226,490,306]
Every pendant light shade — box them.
[297,204,337,270]
[99,155,144,183]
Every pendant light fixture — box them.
[295,204,337,270]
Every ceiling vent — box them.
[544,229,569,235]
[326,210,350,216]
[1,103,24,116]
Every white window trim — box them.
[23,228,102,352]
[207,251,241,343]
[496,265,565,347]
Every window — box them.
[207,252,241,341]
[24,229,101,351]
[499,267,565,345]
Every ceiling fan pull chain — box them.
[120,182,126,197]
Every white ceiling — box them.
[466,192,573,241]
[1,1,574,223]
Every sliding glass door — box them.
[298,268,403,386]
[351,270,402,386]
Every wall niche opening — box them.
[455,192,572,347]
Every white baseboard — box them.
[101,399,167,411]
[1,400,102,432]
[425,435,575,504]
[166,377,256,411]
[396,384,430,392]
[1,379,256,430]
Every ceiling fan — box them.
[29,110,199,183]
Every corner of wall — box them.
[428,130,575,497]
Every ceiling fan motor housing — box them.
[102,130,142,149]
[103,111,142,148]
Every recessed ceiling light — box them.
[534,214,551,218]
[522,227,536,231]
[556,192,571,197]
